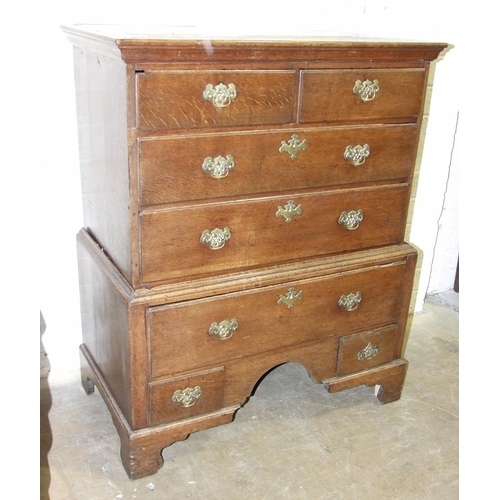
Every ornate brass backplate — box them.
[357,342,380,361]
[203,82,237,108]
[200,227,232,250]
[278,287,304,309]
[202,155,235,178]
[172,386,202,407]
[276,200,303,223]
[352,79,380,102]
[279,134,307,159]
[338,209,364,230]
[338,291,362,311]
[208,318,239,340]
[344,144,370,166]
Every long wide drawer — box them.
[139,124,419,206]
[136,70,297,131]
[148,259,409,379]
[140,184,409,284]
[300,69,426,124]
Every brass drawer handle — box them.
[203,82,237,108]
[208,318,239,340]
[338,291,362,311]
[278,287,304,309]
[279,134,307,160]
[338,209,364,230]
[353,79,379,102]
[276,200,303,223]
[357,342,380,361]
[202,155,235,179]
[200,227,232,250]
[172,386,202,407]
[344,144,370,166]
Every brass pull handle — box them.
[276,200,303,223]
[172,386,202,407]
[278,287,304,309]
[338,291,362,311]
[202,155,235,179]
[208,318,239,340]
[357,342,380,361]
[203,82,237,108]
[200,227,232,250]
[279,134,307,160]
[338,209,364,230]
[353,79,379,102]
[344,144,370,166]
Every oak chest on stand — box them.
[64,25,447,479]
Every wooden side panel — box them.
[77,232,133,426]
[394,250,418,358]
[72,47,132,281]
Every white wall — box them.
[38,1,459,375]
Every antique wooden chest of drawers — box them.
[64,25,447,479]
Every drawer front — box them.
[149,261,408,378]
[141,184,409,284]
[337,325,398,375]
[137,70,297,131]
[149,367,224,426]
[300,69,426,124]
[139,124,419,206]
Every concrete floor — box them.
[40,294,458,500]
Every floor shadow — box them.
[40,312,52,500]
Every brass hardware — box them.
[279,134,307,159]
[353,79,380,102]
[338,209,364,230]
[276,200,303,223]
[208,318,239,340]
[172,386,202,407]
[200,227,232,250]
[357,342,380,361]
[344,144,370,166]
[202,155,235,179]
[203,82,237,108]
[278,287,304,309]
[338,291,362,311]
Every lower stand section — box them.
[80,345,240,479]
[322,359,408,404]
[80,344,407,479]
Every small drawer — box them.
[141,184,409,284]
[300,69,426,124]
[149,367,225,426]
[148,260,409,379]
[138,124,419,206]
[137,70,297,131]
[337,325,398,375]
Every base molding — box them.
[323,359,408,404]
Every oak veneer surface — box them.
[137,71,298,130]
[139,124,419,206]
[66,25,447,479]
[140,183,410,283]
